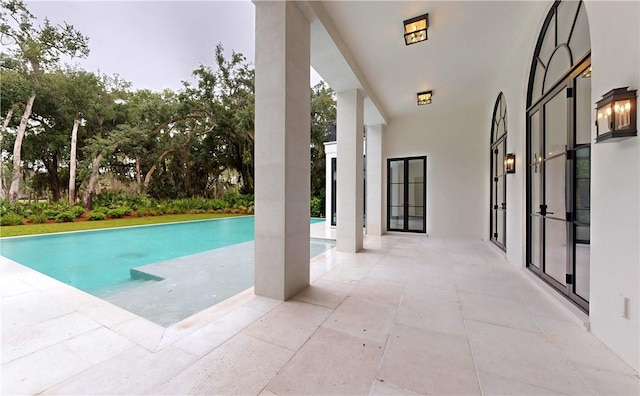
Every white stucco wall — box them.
[491,0,640,370]
[491,1,548,269]
[584,0,640,371]
[383,104,489,239]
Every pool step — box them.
[95,277,157,298]
[130,268,164,281]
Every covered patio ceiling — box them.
[299,1,551,124]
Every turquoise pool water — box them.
[1,216,325,294]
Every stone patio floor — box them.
[1,231,639,395]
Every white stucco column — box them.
[254,1,310,300]
[336,89,364,252]
[366,124,384,236]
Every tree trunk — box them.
[234,143,254,194]
[68,116,80,204]
[143,148,176,192]
[240,163,254,194]
[84,153,103,209]
[1,108,13,200]
[42,154,61,201]
[135,156,142,194]
[9,93,36,202]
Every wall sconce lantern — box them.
[404,14,429,45]
[417,90,432,106]
[504,153,516,174]
[595,87,637,143]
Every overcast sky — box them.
[25,0,258,92]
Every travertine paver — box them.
[1,232,638,395]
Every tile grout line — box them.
[457,283,486,396]
[368,243,417,395]
[38,343,141,395]
[254,244,376,395]
[516,282,599,396]
[143,305,272,394]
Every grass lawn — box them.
[0,213,245,238]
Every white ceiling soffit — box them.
[296,1,388,126]
[302,1,548,121]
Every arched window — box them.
[526,0,591,312]
[527,0,590,107]
[490,93,507,250]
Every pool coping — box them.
[0,215,256,240]
[0,216,329,240]
[1,239,337,347]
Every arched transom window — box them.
[528,0,590,107]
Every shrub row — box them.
[0,191,258,226]
[0,190,324,226]
[1,201,87,225]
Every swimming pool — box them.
[0,216,326,294]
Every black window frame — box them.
[490,92,508,251]
[386,156,427,234]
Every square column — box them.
[336,89,364,252]
[254,1,310,300]
[366,124,384,236]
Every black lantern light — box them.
[404,14,428,45]
[595,87,637,143]
[417,91,432,106]
[504,153,516,174]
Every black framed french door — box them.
[490,139,507,250]
[331,157,337,226]
[527,59,591,312]
[490,93,508,251]
[387,156,426,233]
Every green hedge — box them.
[0,212,24,226]
[55,211,75,223]
[87,211,106,221]
[0,192,256,227]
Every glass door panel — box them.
[576,68,592,144]
[389,207,404,230]
[388,160,405,231]
[545,156,566,218]
[530,111,541,164]
[528,110,542,271]
[542,89,568,286]
[530,217,541,269]
[545,218,567,284]
[545,91,568,157]
[531,166,542,216]
[408,158,425,232]
[575,240,590,300]
[496,206,505,246]
[574,146,590,301]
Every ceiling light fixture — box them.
[404,13,429,45]
[417,91,432,105]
